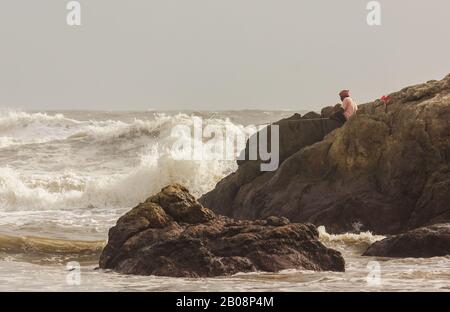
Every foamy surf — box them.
[0,151,236,211]
[318,226,386,254]
[0,110,294,242]
[0,110,81,146]
[0,111,250,213]
[1,110,448,292]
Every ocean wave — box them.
[0,110,77,131]
[0,110,81,146]
[0,161,235,212]
[0,137,17,148]
[317,226,385,253]
[0,110,160,147]
[0,133,238,212]
[0,110,255,245]
[67,113,250,143]
[67,119,160,141]
[0,232,103,264]
[0,110,250,148]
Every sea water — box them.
[0,109,449,292]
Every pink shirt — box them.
[342,97,358,120]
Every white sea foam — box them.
[0,110,249,145]
[1,110,449,292]
[0,112,243,212]
[0,110,81,146]
[0,110,76,132]
[317,225,385,253]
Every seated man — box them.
[332,90,358,123]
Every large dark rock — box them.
[207,113,343,218]
[363,223,450,258]
[99,184,345,277]
[201,74,450,234]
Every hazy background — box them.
[1,0,449,111]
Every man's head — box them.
[339,89,350,101]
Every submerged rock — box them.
[201,74,450,234]
[363,223,450,258]
[99,184,345,277]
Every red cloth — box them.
[381,95,390,103]
[339,90,350,98]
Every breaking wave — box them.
[0,110,80,146]
[0,232,103,264]
[0,111,246,211]
[317,226,385,253]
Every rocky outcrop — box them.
[99,184,345,277]
[206,113,343,218]
[363,223,450,258]
[201,74,450,234]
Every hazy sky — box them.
[1,0,449,111]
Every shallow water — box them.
[1,230,449,292]
[0,110,449,292]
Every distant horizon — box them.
[9,108,300,113]
[6,72,448,113]
[1,1,450,111]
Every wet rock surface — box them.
[201,75,450,234]
[364,223,450,258]
[99,184,345,277]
